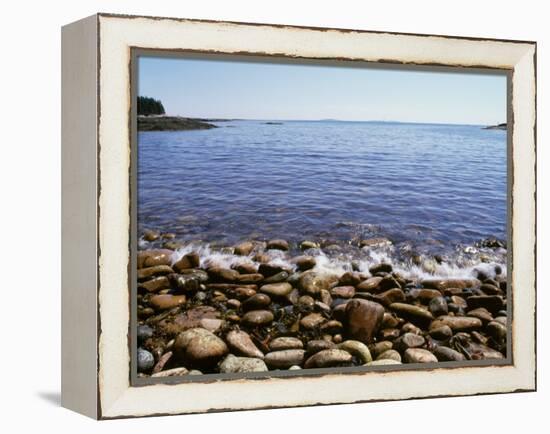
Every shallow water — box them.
[138,120,507,277]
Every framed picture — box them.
[61,13,536,419]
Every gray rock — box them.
[376,349,402,362]
[219,354,268,373]
[264,349,305,369]
[137,324,154,343]
[304,349,353,368]
[137,348,155,372]
[269,337,304,351]
[337,340,372,363]
[226,330,264,359]
[403,348,438,363]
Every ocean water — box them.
[138,120,507,278]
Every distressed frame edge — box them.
[93,14,536,419]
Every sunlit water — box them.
[138,120,507,279]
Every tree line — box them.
[137,96,166,116]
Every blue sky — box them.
[138,56,507,125]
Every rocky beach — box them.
[136,233,508,378]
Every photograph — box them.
[133,54,510,379]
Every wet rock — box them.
[401,322,422,335]
[294,256,316,271]
[408,288,442,302]
[433,346,466,362]
[298,295,315,309]
[375,288,406,306]
[300,240,319,250]
[137,265,174,280]
[429,296,449,317]
[306,339,336,355]
[173,252,200,272]
[258,263,286,278]
[143,230,160,242]
[337,340,372,363]
[260,282,293,298]
[242,310,274,327]
[450,333,505,360]
[338,272,364,286]
[370,341,393,357]
[421,279,477,291]
[487,320,507,342]
[357,276,383,292]
[219,354,268,373]
[269,337,304,351]
[330,286,355,299]
[430,315,482,332]
[450,296,468,310]
[174,328,228,369]
[304,349,353,368]
[480,283,502,295]
[360,238,392,248]
[378,275,402,292]
[266,239,289,251]
[345,299,385,344]
[380,328,400,340]
[242,293,271,311]
[151,367,189,378]
[139,276,170,293]
[300,313,326,330]
[298,271,338,295]
[466,307,493,324]
[393,333,426,352]
[429,325,453,340]
[381,312,400,328]
[137,348,155,372]
[389,303,433,326]
[207,267,240,282]
[369,263,393,274]
[229,286,257,300]
[264,349,305,369]
[149,294,186,311]
[320,320,343,334]
[137,324,154,343]
[138,249,173,268]
[466,295,505,314]
[235,263,257,274]
[403,348,438,363]
[376,349,402,362]
[169,271,207,292]
[236,273,264,284]
[234,241,254,256]
[263,271,289,284]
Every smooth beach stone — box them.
[173,328,214,355]
[173,252,200,272]
[298,294,315,308]
[266,239,289,251]
[242,293,271,311]
[260,282,293,298]
[151,367,189,378]
[337,340,372,363]
[170,306,221,333]
[262,271,289,284]
[369,263,393,274]
[466,307,493,323]
[433,346,466,362]
[466,295,505,314]
[258,263,287,277]
[494,316,507,326]
[235,273,264,284]
[480,283,502,295]
[234,262,257,275]
[389,303,433,326]
[149,294,186,311]
[450,295,468,309]
[360,238,392,248]
[365,359,402,366]
[330,286,356,299]
[344,299,385,344]
[403,348,438,364]
[430,315,482,332]
[370,341,393,357]
[450,333,505,360]
[227,298,241,309]
[376,349,402,362]
[137,265,174,280]
[143,229,160,242]
[379,328,400,340]
[320,320,343,334]
[264,349,305,369]
[138,249,173,268]
[306,340,336,355]
[408,288,443,302]
[242,310,274,327]
[357,276,383,292]
[230,287,257,300]
[170,271,207,291]
[304,349,353,368]
[338,271,364,286]
[429,296,449,317]
[298,271,338,295]
[429,325,453,340]
[234,241,255,256]
[219,354,268,373]
[185,334,228,369]
[300,240,319,250]
[139,276,170,293]
[294,256,317,271]
[137,324,154,343]
[269,337,304,351]
[207,267,241,282]
[378,275,402,292]
[199,318,224,333]
[375,288,406,306]
[137,348,155,372]
[486,321,507,341]
[400,322,422,335]
[300,313,326,330]
[421,279,477,291]
[152,351,173,374]
[381,312,400,328]
[393,333,426,352]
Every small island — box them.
[137,96,218,131]
[483,123,507,130]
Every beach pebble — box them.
[403,348,438,363]
[173,252,200,272]
[207,267,240,282]
[137,324,154,343]
[262,271,290,284]
[376,349,402,362]
[369,263,393,274]
[143,230,160,242]
[219,354,268,373]
[466,295,505,314]
[269,337,304,351]
[306,340,336,355]
[300,240,319,250]
[242,293,271,311]
[234,241,254,256]
[138,249,173,268]
[430,315,482,332]
[139,276,170,293]
[300,313,326,330]
[304,349,353,368]
[429,296,449,317]
[266,239,289,251]
[344,299,385,344]
[264,350,305,369]
[429,325,453,340]
[337,340,372,363]
[260,282,293,298]
[330,286,356,299]
[180,330,228,369]
[357,276,383,292]
[294,256,317,271]
[298,271,338,295]
[433,346,466,362]
[149,294,186,311]
[242,310,274,327]
[389,303,433,326]
[393,333,426,352]
[138,265,174,280]
[137,348,155,372]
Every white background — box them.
[0,0,546,432]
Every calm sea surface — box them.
[138,120,506,260]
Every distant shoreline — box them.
[137,116,219,131]
[482,123,507,130]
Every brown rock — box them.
[266,239,289,251]
[430,315,482,332]
[139,276,170,293]
[264,349,305,369]
[173,252,200,272]
[357,276,383,292]
[294,256,316,271]
[393,333,426,352]
[466,307,494,323]
[344,299,385,344]
[338,271,363,286]
[429,325,453,340]
[466,295,505,314]
[138,249,173,268]
[330,286,356,299]
[389,303,433,326]
[143,229,160,242]
[260,282,293,298]
[226,330,264,359]
[184,333,228,369]
[235,273,264,284]
[269,337,304,351]
[242,310,274,327]
[242,293,271,311]
[137,265,174,280]
[408,288,443,301]
[369,263,393,274]
[298,271,338,295]
[304,349,352,368]
[403,348,438,363]
[234,263,257,274]
[376,349,402,362]
[433,346,466,362]
[149,294,186,311]
[300,313,326,330]
[207,267,240,282]
[421,279,477,291]
[375,288,406,306]
[234,241,254,256]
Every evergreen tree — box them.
[137,96,166,115]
